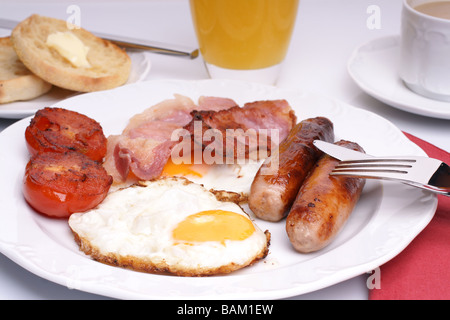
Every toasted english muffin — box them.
[11,14,131,92]
[0,37,52,104]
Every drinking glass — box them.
[189,0,300,85]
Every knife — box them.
[314,140,450,196]
[0,18,199,59]
[313,140,374,161]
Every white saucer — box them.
[347,35,450,120]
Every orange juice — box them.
[189,0,299,70]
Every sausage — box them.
[248,117,334,222]
[285,140,366,253]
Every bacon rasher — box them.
[103,95,237,185]
[182,100,297,162]
[103,95,297,187]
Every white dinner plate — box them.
[348,35,450,120]
[0,79,437,300]
[0,50,152,119]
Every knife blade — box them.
[313,140,373,160]
[0,17,199,59]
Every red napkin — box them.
[369,132,450,300]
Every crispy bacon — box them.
[103,95,238,185]
[183,100,297,161]
[103,96,297,186]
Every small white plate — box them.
[0,50,151,119]
[348,35,450,120]
[0,79,437,300]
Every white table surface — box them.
[0,0,448,300]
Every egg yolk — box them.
[161,158,208,178]
[172,210,255,245]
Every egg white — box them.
[184,161,263,196]
[161,156,265,201]
[68,177,270,276]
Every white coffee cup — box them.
[399,0,450,102]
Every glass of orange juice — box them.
[189,0,300,85]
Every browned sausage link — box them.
[248,117,334,222]
[285,140,366,253]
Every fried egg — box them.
[68,177,270,276]
[160,157,264,200]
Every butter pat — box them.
[46,32,91,68]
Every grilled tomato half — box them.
[23,151,113,218]
[25,107,107,162]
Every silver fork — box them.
[331,156,450,196]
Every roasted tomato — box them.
[25,107,107,162]
[23,151,113,218]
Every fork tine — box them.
[331,169,410,181]
[335,163,412,170]
[338,158,416,165]
[334,158,414,175]
[332,157,416,182]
